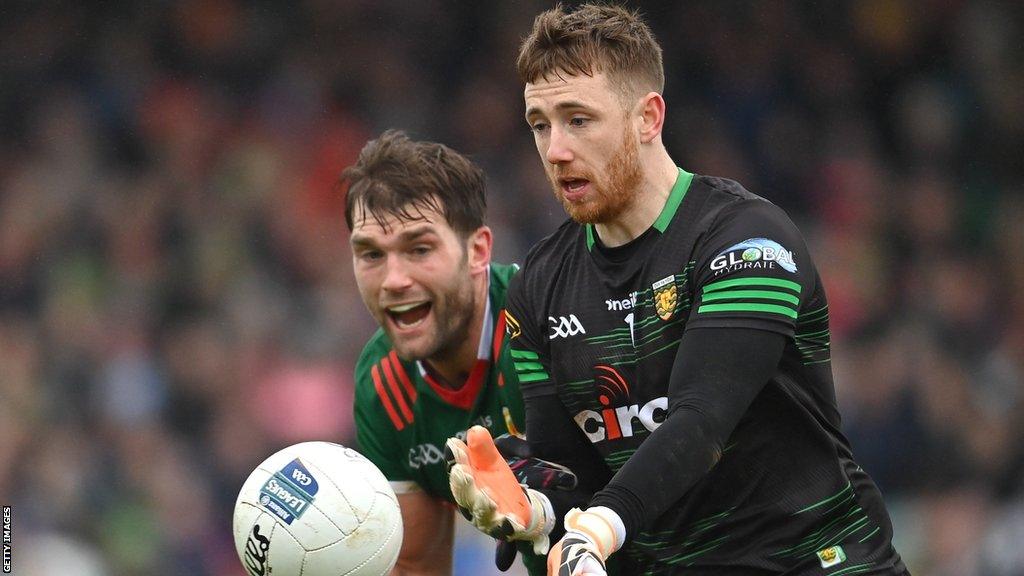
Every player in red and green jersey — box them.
[354,261,521,500]
[343,130,569,576]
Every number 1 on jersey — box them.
[625,313,635,348]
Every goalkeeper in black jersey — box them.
[448,4,908,575]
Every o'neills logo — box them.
[243,524,271,576]
[573,365,667,443]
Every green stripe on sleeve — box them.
[702,276,801,295]
[698,303,798,319]
[514,361,545,372]
[701,289,799,306]
[517,371,550,383]
[511,349,539,360]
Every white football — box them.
[233,442,403,576]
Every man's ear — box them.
[466,226,493,274]
[638,92,666,144]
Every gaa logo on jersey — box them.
[710,238,797,276]
[549,314,586,339]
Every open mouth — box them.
[560,178,590,200]
[386,302,432,329]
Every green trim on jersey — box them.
[795,304,832,365]
[585,167,694,250]
[653,168,695,232]
[702,276,801,294]
[698,276,803,321]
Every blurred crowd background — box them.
[1,1,1022,574]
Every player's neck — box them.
[423,272,489,389]
[593,150,678,247]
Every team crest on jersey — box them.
[816,545,846,568]
[652,275,677,321]
[504,310,522,339]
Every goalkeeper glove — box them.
[490,433,578,571]
[495,433,578,492]
[548,507,624,576]
[445,426,568,556]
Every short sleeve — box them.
[504,261,558,399]
[353,346,413,482]
[686,199,814,337]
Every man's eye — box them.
[531,122,548,133]
[360,250,383,262]
[411,246,432,256]
[569,117,588,127]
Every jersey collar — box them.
[586,167,694,250]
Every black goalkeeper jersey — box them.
[505,169,906,575]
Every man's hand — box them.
[547,507,622,576]
[547,533,605,576]
[495,433,578,492]
[445,426,557,555]
[490,434,578,571]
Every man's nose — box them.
[546,125,574,165]
[381,256,413,292]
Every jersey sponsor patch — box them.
[573,365,668,443]
[575,396,668,443]
[710,238,797,276]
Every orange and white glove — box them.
[446,426,556,555]
[547,507,624,576]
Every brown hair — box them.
[516,3,664,104]
[341,130,486,236]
